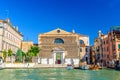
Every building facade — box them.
[89,46,95,64]
[21,41,33,53]
[0,18,23,57]
[38,28,89,66]
[94,28,120,67]
[102,30,120,66]
[94,30,103,64]
[101,34,109,66]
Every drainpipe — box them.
[78,39,80,68]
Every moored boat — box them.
[115,60,120,70]
[0,57,4,69]
[89,65,99,71]
[80,62,90,70]
[67,64,73,70]
[81,65,90,70]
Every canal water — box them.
[0,68,120,80]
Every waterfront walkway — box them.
[2,63,79,69]
[34,64,67,68]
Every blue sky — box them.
[0,0,120,45]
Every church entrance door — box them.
[52,47,65,64]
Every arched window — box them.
[54,38,64,44]
[79,40,84,45]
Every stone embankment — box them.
[3,63,35,69]
[2,63,79,69]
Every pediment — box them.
[43,28,72,35]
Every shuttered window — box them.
[118,44,120,49]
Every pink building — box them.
[104,31,120,66]
[101,34,109,66]
[94,28,120,67]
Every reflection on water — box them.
[0,68,120,80]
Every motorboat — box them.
[89,65,99,71]
[0,57,3,69]
[115,60,120,70]
[81,65,89,70]
[67,64,73,70]
[80,62,90,70]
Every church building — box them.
[38,28,89,66]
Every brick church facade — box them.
[38,28,89,66]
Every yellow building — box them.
[21,41,33,53]
[38,28,90,65]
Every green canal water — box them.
[0,68,120,80]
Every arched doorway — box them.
[52,47,65,64]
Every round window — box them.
[57,30,60,33]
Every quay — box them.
[2,63,79,69]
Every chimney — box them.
[98,30,102,37]
[6,18,10,23]
[72,29,75,33]
[15,26,18,31]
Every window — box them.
[80,48,82,52]
[106,40,108,44]
[54,38,64,44]
[9,34,10,38]
[57,30,60,33]
[107,54,109,58]
[113,45,115,51]
[107,47,108,52]
[102,48,103,51]
[79,40,84,45]
[85,48,88,52]
[114,53,116,59]
[119,52,120,58]
[118,44,120,49]
[104,48,105,51]
[0,23,3,26]
[104,41,105,44]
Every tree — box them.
[27,46,40,62]
[15,49,22,62]
[8,49,12,57]
[28,46,40,56]
[22,51,26,58]
[3,50,7,62]
[8,49,13,63]
[22,51,26,63]
[25,53,31,62]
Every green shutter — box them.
[118,44,120,49]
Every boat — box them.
[67,64,73,70]
[0,57,4,69]
[115,60,120,70]
[81,65,90,70]
[80,62,90,70]
[89,65,99,71]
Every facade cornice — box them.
[0,19,23,36]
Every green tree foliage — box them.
[25,46,40,62]
[8,49,12,56]
[15,49,22,62]
[28,46,40,56]
[25,54,31,62]
[22,51,26,62]
[26,52,33,62]
[3,50,7,61]
[22,51,26,58]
